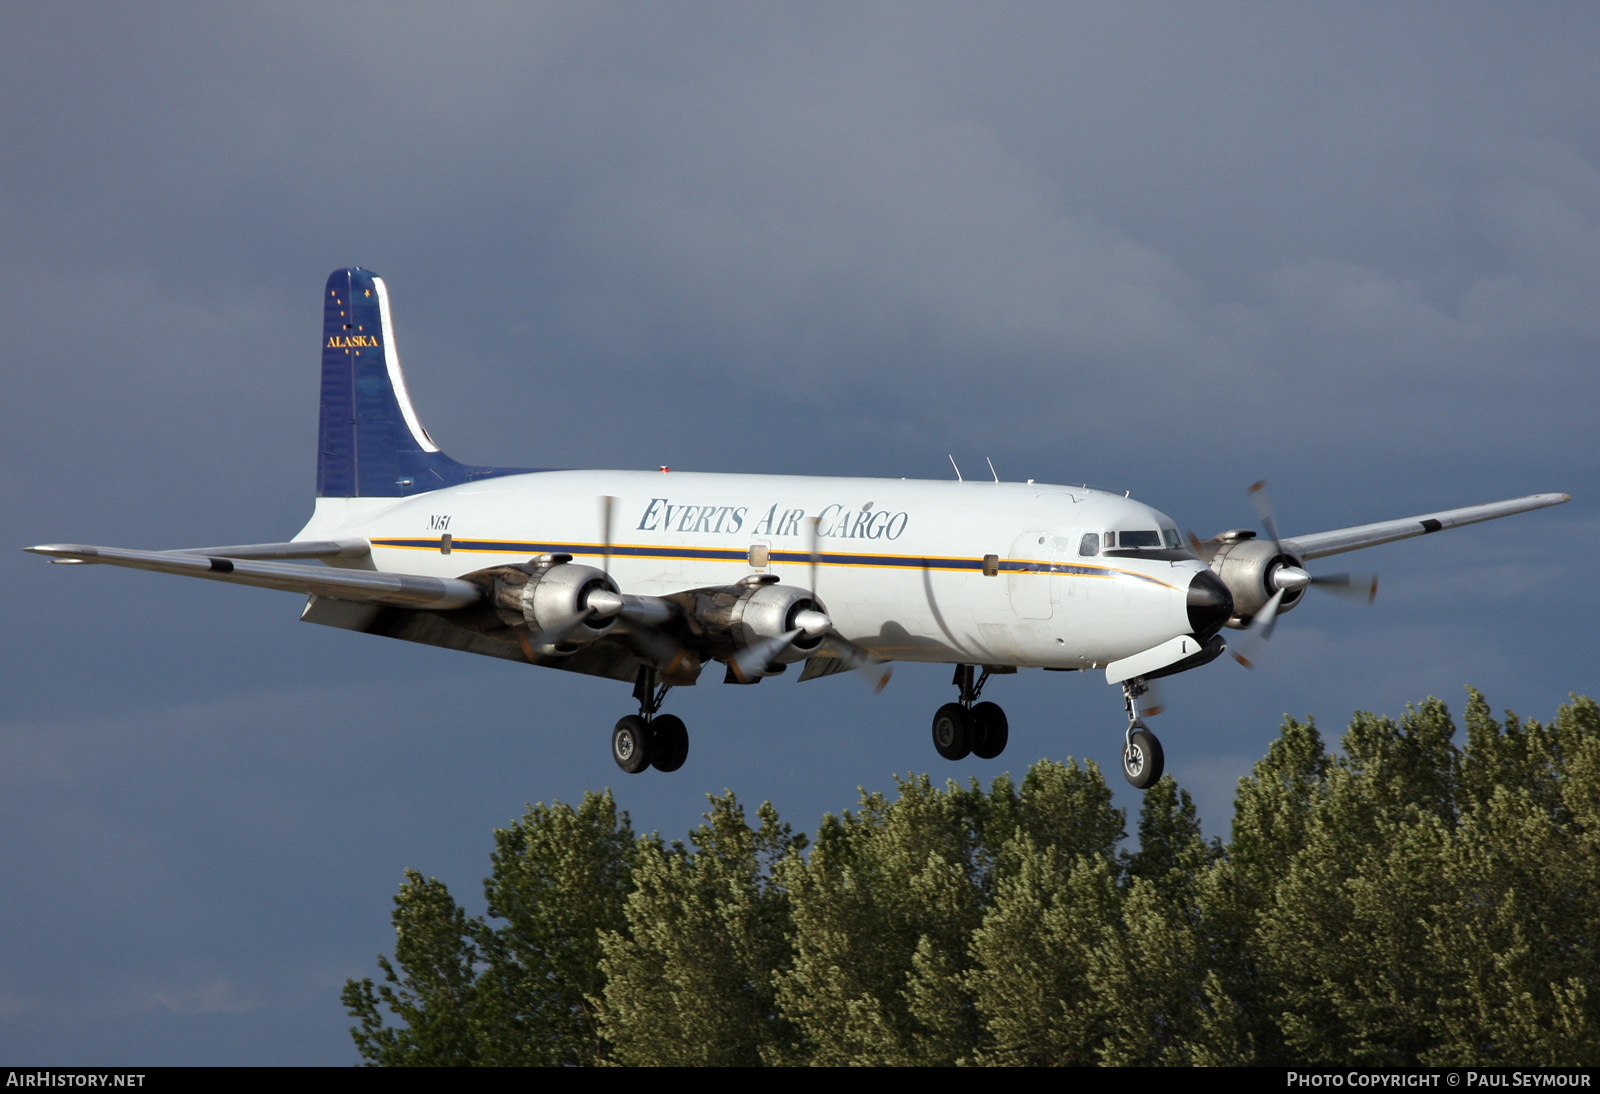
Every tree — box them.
[772,774,988,1065]
[596,794,803,1066]
[344,692,1599,1066]
[1424,695,1600,1065]
[342,870,484,1066]
[344,791,635,1066]
[1095,776,1220,1065]
[472,790,636,1066]
[968,840,1121,1066]
[1259,702,1461,1065]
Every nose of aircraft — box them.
[1186,569,1233,639]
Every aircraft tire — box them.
[971,702,1009,759]
[932,703,974,761]
[612,715,655,774]
[1122,725,1164,789]
[650,715,690,773]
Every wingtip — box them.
[24,544,92,565]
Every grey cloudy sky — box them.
[3,3,1595,1064]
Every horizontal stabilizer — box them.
[24,544,479,609]
[1286,493,1570,560]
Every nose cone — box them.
[1187,569,1233,640]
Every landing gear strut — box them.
[1119,677,1164,789]
[931,665,1009,761]
[611,666,690,774]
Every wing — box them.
[170,539,373,560]
[23,542,481,608]
[1283,493,1570,561]
[25,540,686,685]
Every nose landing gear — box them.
[1119,677,1164,789]
[930,665,1010,761]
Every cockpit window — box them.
[1102,524,1193,558]
[1079,532,1099,557]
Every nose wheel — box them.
[1119,678,1164,789]
[1121,722,1163,788]
[930,665,1010,761]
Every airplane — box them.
[26,268,1570,789]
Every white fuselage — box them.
[296,470,1210,672]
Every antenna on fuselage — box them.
[948,455,963,482]
[986,457,999,483]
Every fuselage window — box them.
[1079,532,1099,557]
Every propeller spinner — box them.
[1226,480,1376,668]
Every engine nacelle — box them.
[491,556,621,653]
[689,576,831,677]
[1206,534,1307,626]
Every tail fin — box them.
[317,268,533,497]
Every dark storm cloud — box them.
[2,2,1594,1063]
[6,3,1595,475]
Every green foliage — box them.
[597,795,804,1065]
[345,791,634,1066]
[968,843,1119,1065]
[772,774,991,1065]
[342,870,484,1066]
[346,691,1600,1066]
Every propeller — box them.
[1302,571,1379,604]
[1133,677,1167,718]
[524,593,621,653]
[800,515,893,691]
[1229,481,1376,669]
[1249,480,1377,604]
[729,628,803,682]
[809,514,821,595]
[600,494,615,577]
[524,495,640,654]
[589,493,700,672]
[1248,480,1281,547]
[1229,588,1284,669]
[726,603,837,681]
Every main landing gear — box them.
[931,664,1010,761]
[1119,677,1164,789]
[611,666,690,774]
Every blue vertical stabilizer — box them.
[317,268,537,497]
